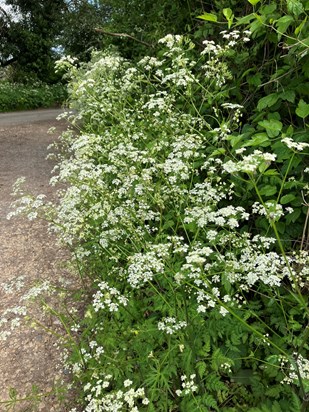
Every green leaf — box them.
[202,394,219,410]
[263,169,280,176]
[248,0,261,5]
[211,148,226,156]
[276,15,294,37]
[295,16,307,35]
[287,0,304,16]
[279,90,295,103]
[261,3,277,14]
[286,208,301,224]
[258,119,283,137]
[259,185,277,196]
[257,93,279,111]
[197,13,218,22]
[295,99,309,118]
[280,194,296,204]
[236,13,256,25]
[247,73,262,86]
[244,133,269,147]
[223,8,234,28]
[197,361,206,378]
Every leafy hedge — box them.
[0,81,67,112]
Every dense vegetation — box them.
[0,81,67,111]
[4,0,309,411]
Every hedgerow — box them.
[0,81,67,112]
[7,2,309,411]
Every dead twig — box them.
[94,28,153,48]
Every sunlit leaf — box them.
[197,13,218,22]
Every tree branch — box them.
[94,28,153,48]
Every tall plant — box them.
[10,29,307,410]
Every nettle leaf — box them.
[295,99,309,118]
[197,13,218,22]
[276,15,294,37]
[287,0,304,16]
[258,119,283,137]
[257,93,279,111]
[279,89,296,103]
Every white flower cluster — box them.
[280,353,309,386]
[223,151,276,174]
[127,245,168,288]
[7,193,48,221]
[157,317,187,334]
[21,281,51,301]
[84,377,149,412]
[252,201,285,221]
[92,282,128,312]
[282,137,309,151]
[1,275,25,293]
[201,30,251,87]
[176,374,198,396]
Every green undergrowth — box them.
[0,81,67,112]
[5,1,309,411]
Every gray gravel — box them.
[0,108,65,126]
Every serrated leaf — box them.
[295,99,309,118]
[202,394,219,410]
[280,194,296,204]
[276,15,294,37]
[257,93,279,111]
[279,90,295,103]
[258,119,283,137]
[197,13,218,22]
[287,0,304,16]
[197,361,206,378]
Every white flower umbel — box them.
[282,137,309,151]
[157,317,187,334]
[92,281,128,313]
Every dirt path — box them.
[0,112,74,411]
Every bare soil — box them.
[0,115,75,411]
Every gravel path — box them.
[0,111,74,411]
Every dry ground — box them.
[0,113,76,411]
